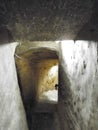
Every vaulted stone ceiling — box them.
[15,47,58,63]
[0,0,98,42]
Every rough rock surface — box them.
[0,0,97,42]
[0,42,28,130]
[59,41,98,130]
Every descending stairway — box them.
[27,102,61,130]
[31,112,59,130]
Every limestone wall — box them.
[15,57,36,105]
[36,59,58,97]
[0,43,28,130]
[59,40,98,130]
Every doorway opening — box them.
[36,59,58,103]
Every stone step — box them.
[32,102,57,113]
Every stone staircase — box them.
[28,102,61,130]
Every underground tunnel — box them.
[0,41,98,130]
[0,0,98,130]
[15,43,60,130]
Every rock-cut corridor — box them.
[0,41,98,130]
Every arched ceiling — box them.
[15,47,58,63]
[0,0,98,42]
